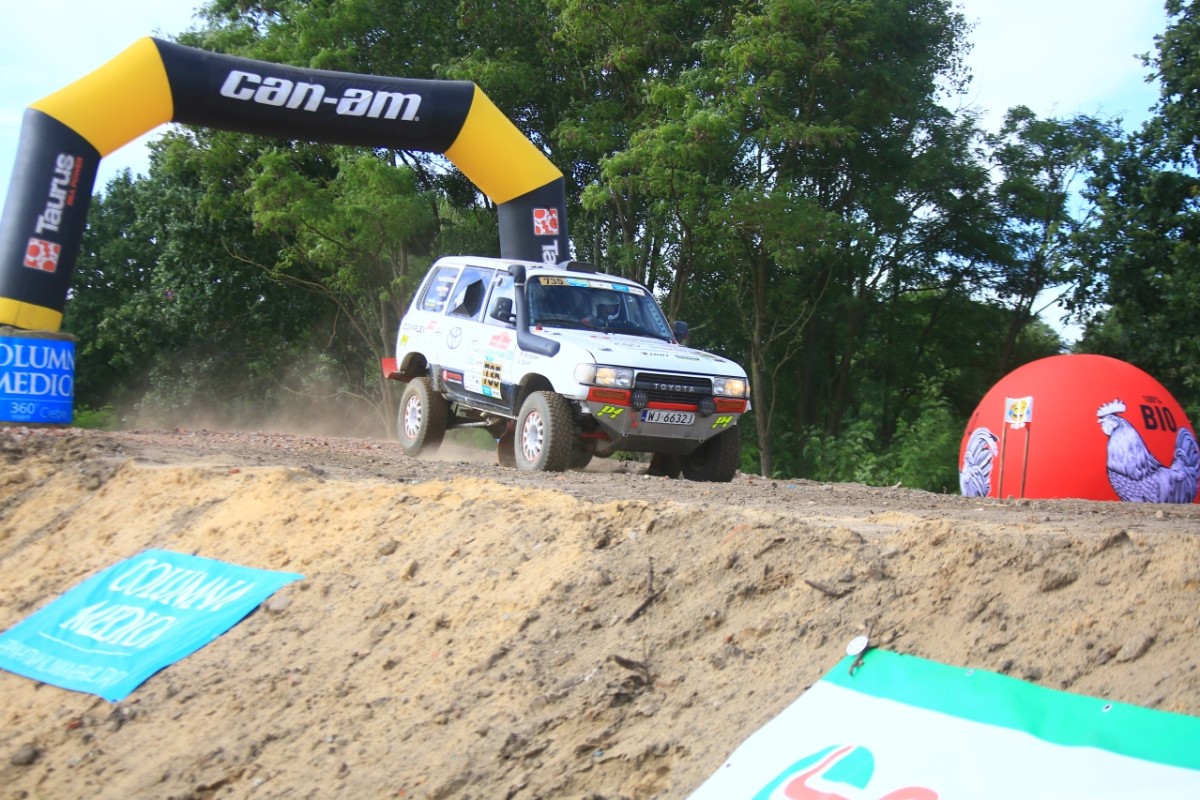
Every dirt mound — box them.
[1,427,1198,799]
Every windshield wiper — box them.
[608,324,670,340]
[534,317,589,330]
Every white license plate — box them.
[641,409,695,425]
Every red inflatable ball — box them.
[959,354,1200,503]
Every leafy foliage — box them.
[57,0,1196,491]
[1070,0,1200,419]
[66,138,329,429]
[72,405,119,431]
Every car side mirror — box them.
[673,320,689,343]
[491,297,515,324]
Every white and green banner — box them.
[689,649,1200,799]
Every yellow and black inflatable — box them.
[0,37,568,331]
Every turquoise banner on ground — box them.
[0,549,302,701]
[689,649,1200,799]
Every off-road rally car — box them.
[383,256,751,481]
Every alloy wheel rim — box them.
[521,410,544,462]
[403,396,423,440]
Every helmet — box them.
[594,291,620,319]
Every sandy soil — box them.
[1,425,1198,799]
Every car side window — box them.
[447,266,494,320]
[419,266,459,313]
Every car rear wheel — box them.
[569,440,596,471]
[397,377,448,456]
[496,423,517,468]
[647,452,682,478]
[515,391,574,472]
[681,426,741,482]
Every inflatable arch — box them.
[0,37,569,332]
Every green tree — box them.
[65,171,161,410]
[547,0,739,298]
[245,147,439,431]
[61,0,1098,487]
[587,0,989,477]
[1073,0,1200,417]
[65,139,327,427]
[985,106,1118,375]
[172,3,483,432]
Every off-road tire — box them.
[514,391,575,472]
[647,452,683,478]
[681,426,740,482]
[397,377,449,456]
[569,440,596,471]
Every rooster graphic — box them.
[1097,399,1200,503]
[959,427,999,497]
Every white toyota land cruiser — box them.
[383,256,751,481]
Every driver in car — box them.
[585,292,621,327]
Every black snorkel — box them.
[508,264,561,357]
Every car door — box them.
[437,265,510,411]
[398,263,458,371]
[474,272,519,412]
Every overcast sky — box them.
[0,0,1170,202]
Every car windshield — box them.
[526,277,674,340]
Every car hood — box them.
[534,327,748,378]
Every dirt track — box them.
[1,426,1198,799]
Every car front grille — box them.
[634,372,712,405]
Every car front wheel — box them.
[397,377,449,456]
[514,391,575,472]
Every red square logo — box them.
[533,208,559,236]
[24,238,61,273]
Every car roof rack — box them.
[558,260,599,273]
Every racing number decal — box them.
[482,361,503,398]
[597,405,624,419]
[711,414,734,429]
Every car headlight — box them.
[713,377,749,398]
[575,364,634,388]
